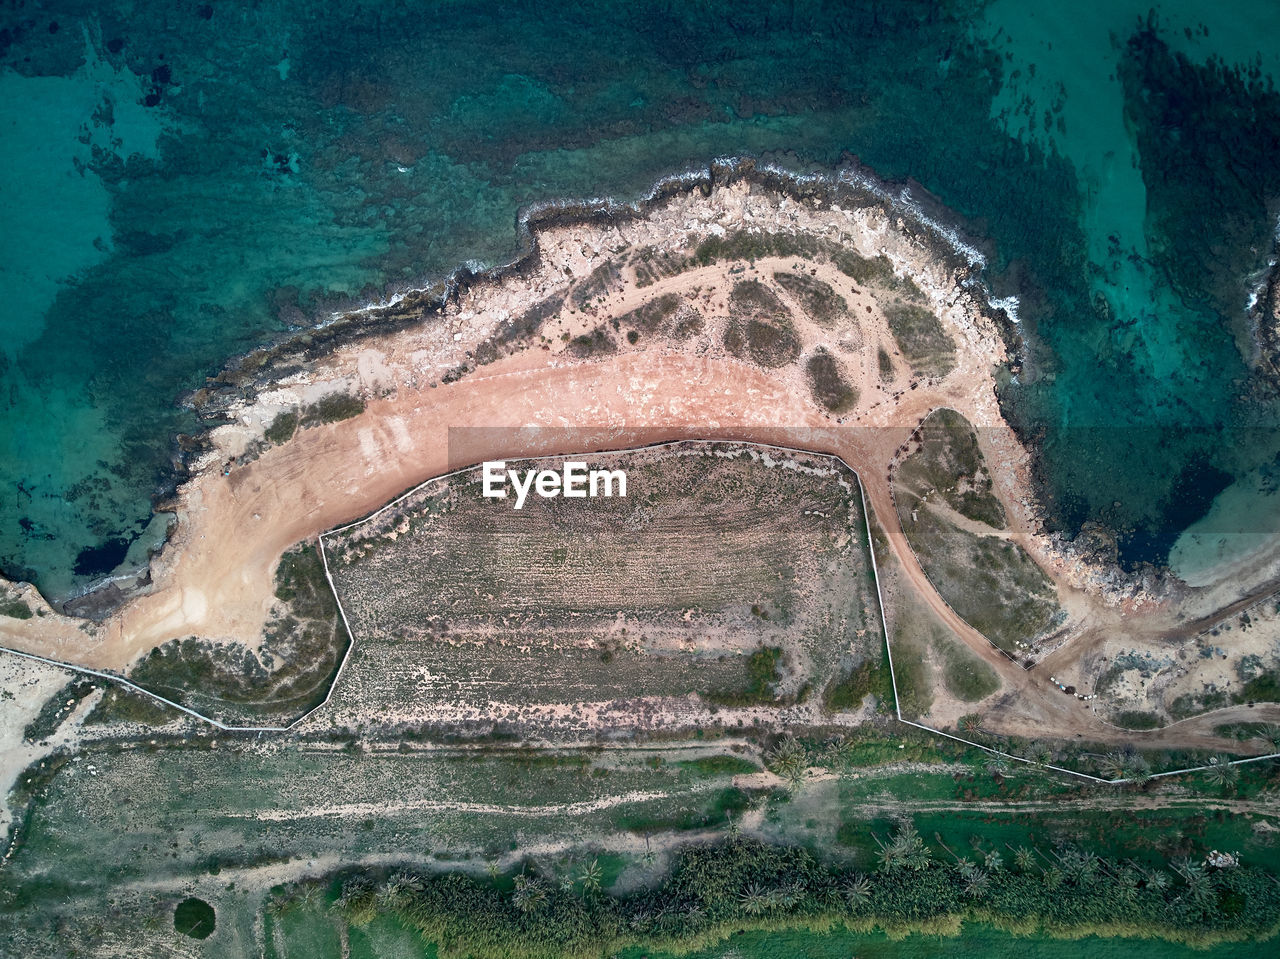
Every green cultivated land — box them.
[5,720,1279,958]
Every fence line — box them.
[2,438,1275,784]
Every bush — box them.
[264,410,298,445]
[805,351,858,413]
[0,597,33,619]
[1113,710,1163,730]
[706,646,785,706]
[173,897,215,939]
[301,393,366,427]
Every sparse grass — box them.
[896,409,1005,530]
[883,302,955,378]
[804,351,858,413]
[772,271,848,327]
[900,506,1060,654]
[324,444,878,720]
[105,544,345,725]
[617,293,704,341]
[938,640,1000,702]
[569,261,622,308]
[0,597,33,619]
[675,755,761,777]
[619,293,680,332]
[893,410,1055,654]
[723,280,801,368]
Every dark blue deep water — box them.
[3,0,1280,598]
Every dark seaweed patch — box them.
[72,537,131,577]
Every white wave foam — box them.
[329,157,1012,328]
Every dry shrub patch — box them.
[723,281,801,368]
[772,271,848,327]
[805,350,858,413]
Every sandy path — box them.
[4,178,1274,758]
[4,343,1259,751]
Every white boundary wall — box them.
[3,439,1275,783]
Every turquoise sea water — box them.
[3,1,1280,599]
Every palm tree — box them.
[726,811,742,839]
[578,858,603,896]
[739,883,771,915]
[963,868,990,899]
[1058,848,1099,886]
[1170,856,1214,905]
[1013,846,1036,874]
[767,736,809,789]
[1262,724,1280,752]
[1143,867,1170,895]
[984,849,1004,873]
[1114,867,1140,901]
[1094,751,1129,781]
[984,755,1010,779]
[512,874,548,913]
[876,822,930,873]
[1028,743,1054,765]
[957,713,983,734]
[336,878,378,926]
[1205,755,1239,787]
[381,871,423,907]
[843,874,872,909]
[296,883,323,910]
[824,737,858,773]
[1124,754,1152,783]
[775,881,804,909]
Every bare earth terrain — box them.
[2,174,1278,756]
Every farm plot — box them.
[321,443,883,726]
[0,738,767,958]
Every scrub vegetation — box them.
[104,545,346,726]
[894,410,1059,655]
[883,303,956,378]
